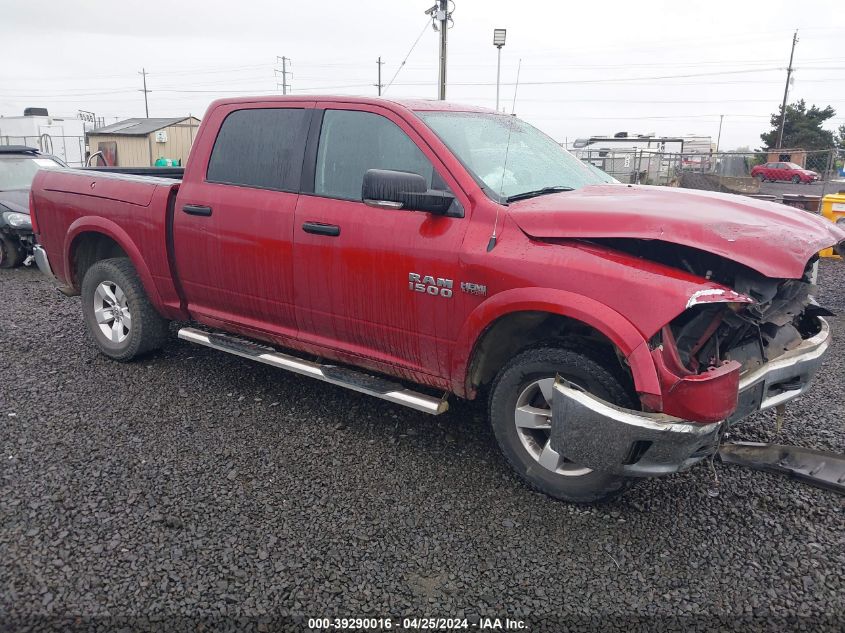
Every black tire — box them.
[755,174,766,183]
[791,175,801,184]
[489,346,635,503]
[81,258,169,361]
[0,235,23,269]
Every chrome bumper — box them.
[33,245,54,279]
[550,317,831,477]
[729,317,830,422]
[550,381,721,477]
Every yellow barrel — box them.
[820,192,845,259]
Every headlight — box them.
[2,212,32,229]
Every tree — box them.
[760,100,836,150]
[836,124,845,151]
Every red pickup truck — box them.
[30,96,845,502]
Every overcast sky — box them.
[1,0,843,149]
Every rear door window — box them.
[207,108,309,191]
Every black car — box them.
[0,146,66,268]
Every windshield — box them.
[0,156,63,190]
[417,111,612,201]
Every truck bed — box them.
[30,167,181,314]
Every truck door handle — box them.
[183,204,213,217]
[302,222,340,237]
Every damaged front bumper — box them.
[551,317,831,477]
[729,317,831,423]
[550,382,722,476]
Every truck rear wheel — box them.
[488,346,635,503]
[81,258,169,361]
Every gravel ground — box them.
[1,261,843,632]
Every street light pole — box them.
[496,47,502,111]
[493,29,506,112]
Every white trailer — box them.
[0,112,88,166]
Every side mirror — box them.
[362,169,455,215]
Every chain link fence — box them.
[576,147,842,192]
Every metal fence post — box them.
[636,149,642,184]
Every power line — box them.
[383,20,431,94]
[5,74,843,100]
[538,114,771,120]
[453,97,845,104]
[406,56,845,70]
[392,67,786,87]
[5,60,842,95]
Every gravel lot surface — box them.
[1,261,843,632]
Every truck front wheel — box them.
[489,346,635,503]
[81,258,169,361]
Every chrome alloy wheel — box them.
[514,378,591,476]
[93,280,131,343]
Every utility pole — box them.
[776,30,798,149]
[376,56,385,96]
[139,68,150,117]
[716,114,724,154]
[436,0,450,100]
[275,56,291,95]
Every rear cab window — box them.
[206,108,310,191]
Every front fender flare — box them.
[450,287,660,399]
[64,216,164,309]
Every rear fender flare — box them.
[64,217,164,309]
[451,287,660,398]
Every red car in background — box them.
[751,161,820,184]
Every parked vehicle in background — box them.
[0,146,65,267]
[751,161,820,184]
[29,96,845,503]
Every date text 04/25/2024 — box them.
[308,617,526,630]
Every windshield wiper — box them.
[506,185,575,203]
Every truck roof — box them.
[207,95,495,114]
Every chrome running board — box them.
[177,327,449,415]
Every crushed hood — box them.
[509,184,845,279]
